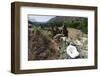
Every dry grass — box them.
[67,28,82,40]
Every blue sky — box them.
[28,15,55,22]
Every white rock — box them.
[74,40,82,46]
[66,45,79,58]
[60,37,66,41]
[80,37,87,43]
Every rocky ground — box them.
[58,28,88,59]
[59,37,88,59]
[28,27,88,60]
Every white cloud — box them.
[28,15,55,22]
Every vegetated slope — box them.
[28,28,60,60]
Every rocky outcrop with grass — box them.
[28,28,60,60]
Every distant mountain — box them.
[28,16,87,27]
[28,20,33,24]
[48,16,85,23]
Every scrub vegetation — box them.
[28,16,88,60]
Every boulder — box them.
[66,44,79,58]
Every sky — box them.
[28,15,55,22]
